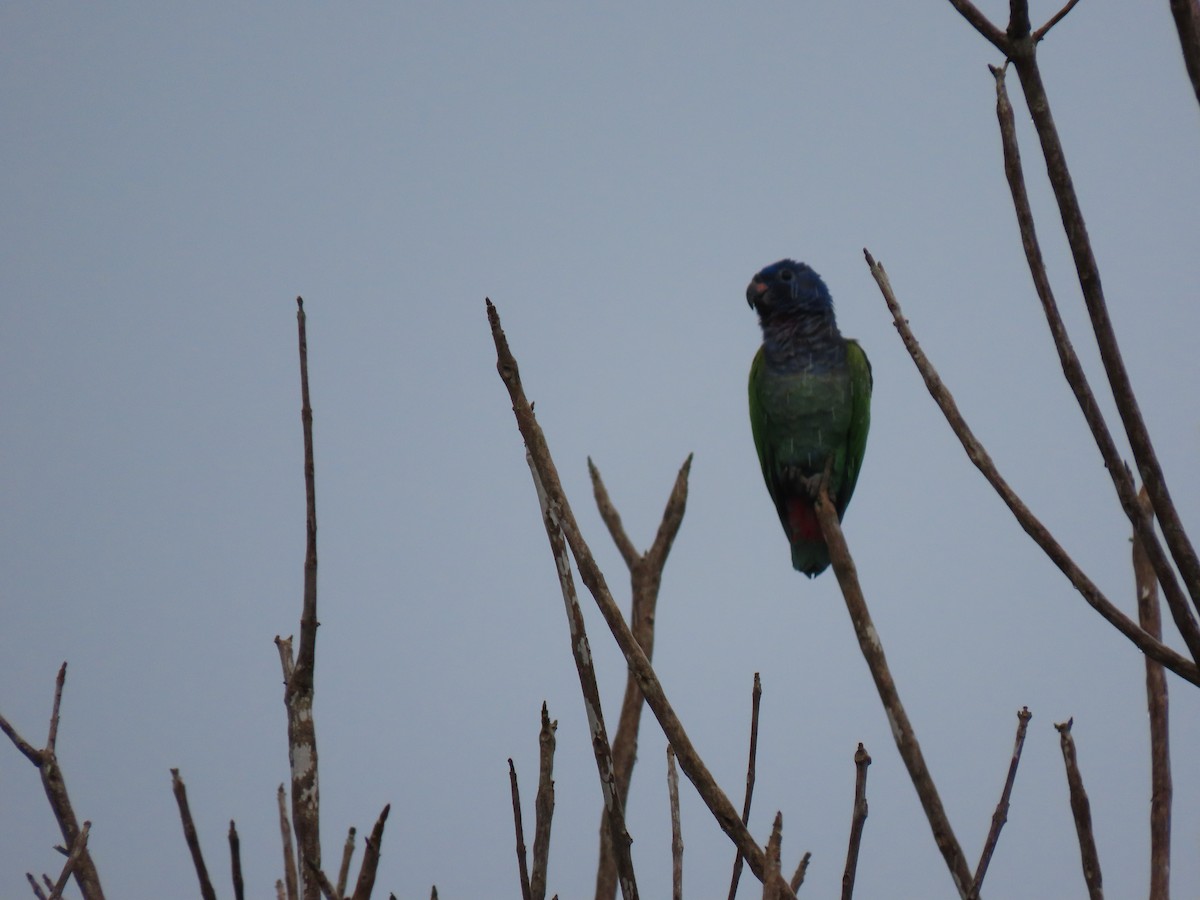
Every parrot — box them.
[746,259,872,577]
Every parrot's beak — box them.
[746,279,768,308]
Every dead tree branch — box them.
[840,744,872,900]
[989,63,1200,663]
[487,299,795,899]
[815,484,973,897]
[816,489,974,897]
[336,828,357,900]
[789,853,811,894]
[667,745,683,900]
[951,0,1200,622]
[1169,0,1200,106]
[348,804,390,900]
[969,707,1032,898]
[524,451,639,900]
[762,813,783,900]
[865,251,1200,686]
[591,454,692,900]
[0,663,105,900]
[1134,490,1172,900]
[278,783,300,900]
[229,820,246,900]
[727,673,764,900]
[45,820,90,900]
[509,759,534,900]
[1055,720,1103,899]
[278,296,324,900]
[171,769,217,900]
[532,703,557,900]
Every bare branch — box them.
[594,453,691,900]
[532,704,557,900]
[46,820,90,900]
[230,820,246,900]
[488,299,794,899]
[727,673,764,900]
[279,784,300,900]
[841,745,871,900]
[46,662,67,753]
[1055,720,1103,899]
[308,861,341,900]
[337,828,357,900]
[762,813,783,900]
[815,483,972,897]
[171,769,217,900]
[1,666,104,900]
[589,457,640,568]
[1004,24,1200,618]
[277,879,287,900]
[789,853,812,894]
[1134,490,1172,900]
[526,453,639,900]
[1031,0,1082,42]
[969,707,1033,898]
[285,295,323,900]
[26,873,48,900]
[349,804,390,900]
[1169,0,1200,107]
[944,0,1008,51]
[667,745,684,900]
[0,708,44,766]
[865,250,1200,685]
[989,63,1200,663]
[509,759,533,900]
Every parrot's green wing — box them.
[747,346,789,534]
[834,338,873,517]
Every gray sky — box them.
[4,2,1200,897]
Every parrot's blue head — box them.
[746,259,833,320]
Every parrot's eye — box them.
[779,270,794,282]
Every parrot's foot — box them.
[782,465,833,503]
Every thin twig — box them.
[815,483,973,897]
[865,251,1200,686]
[969,707,1032,898]
[526,453,639,900]
[230,820,246,900]
[789,853,811,894]
[1055,720,1103,899]
[1134,489,1172,900]
[171,769,218,900]
[336,827,357,900]
[667,745,684,900]
[727,672,763,900]
[26,873,49,900]
[286,295,323,900]
[532,703,557,900]
[488,299,794,899]
[989,62,1200,663]
[279,784,300,900]
[308,861,340,900]
[1169,0,1200,107]
[592,454,692,900]
[1031,0,1082,42]
[47,820,90,900]
[841,744,871,900]
[349,804,390,900]
[1004,2,1200,618]
[509,759,534,900]
[762,813,783,900]
[944,0,1008,50]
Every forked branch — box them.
[488,299,795,899]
